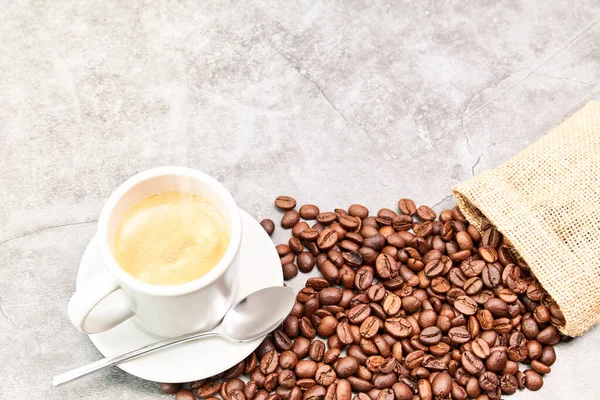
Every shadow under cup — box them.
[97,167,242,337]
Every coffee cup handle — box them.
[67,272,134,334]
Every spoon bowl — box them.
[222,286,296,341]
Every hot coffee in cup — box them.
[67,167,242,338]
[114,191,230,286]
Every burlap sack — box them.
[453,101,600,337]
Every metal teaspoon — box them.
[53,286,295,387]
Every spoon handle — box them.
[53,330,221,387]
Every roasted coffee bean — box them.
[226,379,246,395]
[297,252,316,273]
[372,372,397,389]
[521,318,539,339]
[533,304,551,324]
[277,370,296,389]
[465,377,481,398]
[384,318,412,339]
[283,263,299,280]
[485,298,509,318]
[307,340,325,362]
[375,253,396,279]
[482,228,502,248]
[432,372,452,399]
[417,378,433,400]
[392,382,413,400]
[315,315,337,338]
[276,196,297,210]
[260,350,279,374]
[448,326,470,344]
[299,317,317,339]
[416,205,435,221]
[300,204,320,220]
[454,295,478,316]
[524,369,544,391]
[255,390,269,400]
[461,351,484,375]
[277,244,292,257]
[264,373,279,392]
[460,258,486,278]
[472,338,491,358]
[348,304,371,324]
[335,356,360,378]
[417,309,437,329]
[347,376,373,392]
[479,371,498,392]
[175,389,196,400]
[292,337,311,359]
[243,353,258,375]
[419,326,442,345]
[359,316,381,339]
[273,330,293,352]
[451,382,468,400]
[315,365,337,386]
[161,383,180,394]
[260,219,276,236]
[279,350,298,369]
[531,360,552,374]
[317,228,339,250]
[323,347,342,364]
[486,350,507,372]
[398,199,417,216]
[197,381,222,398]
[536,325,560,345]
[548,303,566,326]
[224,361,246,379]
[336,320,354,344]
[289,237,304,253]
[499,374,518,395]
[401,296,421,314]
[293,222,310,238]
[295,360,318,379]
[364,234,386,251]
[539,345,557,366]
[282,210,301,229]
[355,266,375,290]
[318,287,343,305]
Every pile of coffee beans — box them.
[162,197,565,400]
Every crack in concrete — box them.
[0,296,17,327]
[275,50,359,129]
[0,220,98,247]
[448,16,599,145]
[462,16,599,123]
[531,72,598,85]
[471,136,528,176]
[431,194,454,210]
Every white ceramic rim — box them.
[96,166,242,297]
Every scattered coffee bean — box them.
[275,196,297,210]
[300,204,320,220]
[282,210,300,229]
[175,389,195,400]
[160,383,180,394]
[260,219,275,235]
[171,201,566,400]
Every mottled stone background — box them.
[1,1,599,399]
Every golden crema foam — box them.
[114,192,230,286]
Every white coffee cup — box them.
[67,167,242,338]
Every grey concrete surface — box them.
[1,0,599,399]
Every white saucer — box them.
[76,209,282,383]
